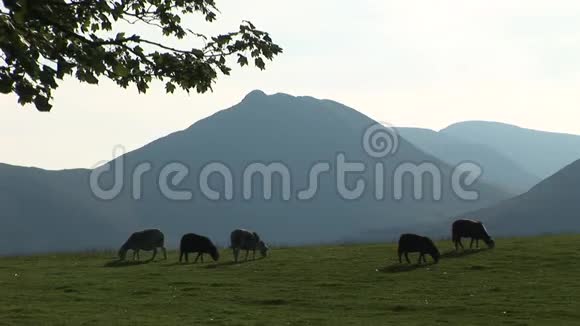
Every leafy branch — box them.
[0,0,283,111]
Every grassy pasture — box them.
[1,235,579,325]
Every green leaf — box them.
[255,58,265,70]
[165,82,176,93]
[113,63,129,77]
[0,76,13,94]
[34,95,52,112]
[237,55,248,67]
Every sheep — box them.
[398,233,440,264]
[118,229,167,261]
[179,233,220,263]
[230,229,269,262]
[452,219,495,250]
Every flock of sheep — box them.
[116,219,494,264]
[398,219,495,264]
[117,228,268,263]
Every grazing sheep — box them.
[230,229,269,262]
[118,229,167,261]
[398,233,440,264]
[452,219,495,250]
[179,233,220,263]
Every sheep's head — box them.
[485,238,495,249]
[427,239,440,263]
[258,241,269,258]
[210,246,220,261]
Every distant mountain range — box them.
[398,127,540,194]
[465,159,580,237]
[2,91,580,254]
[441,121,580,179]
[0,91,507,254]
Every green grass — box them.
[1,235,580,325]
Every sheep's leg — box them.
[194,253,201,263]
[405,252,411,264]
[233,248,239,263]
[470,238,475,249]
[455,239,464,251]
[185,253,189,263]
[417,254,423,265]
[162,247,167,260]
[398,251,403,264]
[201,254,204,263]
[476,239,479,248]
[151,248,157,261]
[179,251,183,263]
[244,250,249,261]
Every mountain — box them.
[462,159,580,237]
[0,91,510,254]
[441,121,580,179]
[0,164,134,253]
[398,127,540,194]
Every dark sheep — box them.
[118,229,167,261]
[398,233,440,264]
[230,229,269,262]
[179,233,220,263]
[452,219,495,250]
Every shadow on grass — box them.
[204,257,265,269]
[440,248,489,259]
[378,262,437,274]
[103,260,151,268]
[160,261,221,268]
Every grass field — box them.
[1,235,579,325]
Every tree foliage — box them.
[0,0,282,111]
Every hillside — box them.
[99,91,509,247]
[0,163,134,253]
[398,127,539,194]
[465,159,580,237]
[0,91,510,254]
[441,121,580,179]
[1,235,579,325]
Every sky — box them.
[2,0,580,170]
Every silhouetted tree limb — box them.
[0,0,283,111]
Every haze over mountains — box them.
[465,159,580,237]
[0,91,505,253]
[398,127,540,194]
[441,121,580,179]
[1,91,579,254]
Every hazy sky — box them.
[2,0,580,170]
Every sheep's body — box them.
[118,229,167,261]
[452,219,495,250]
[398,233,440,264]
[179,233,219,263]
[230,229,269,262]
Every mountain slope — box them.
[0,164,135,253]
[441,121,580,179]
[0,91,511,253]
[398,127,540,194]
[107,91,509,245]
[463,159,580,236]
